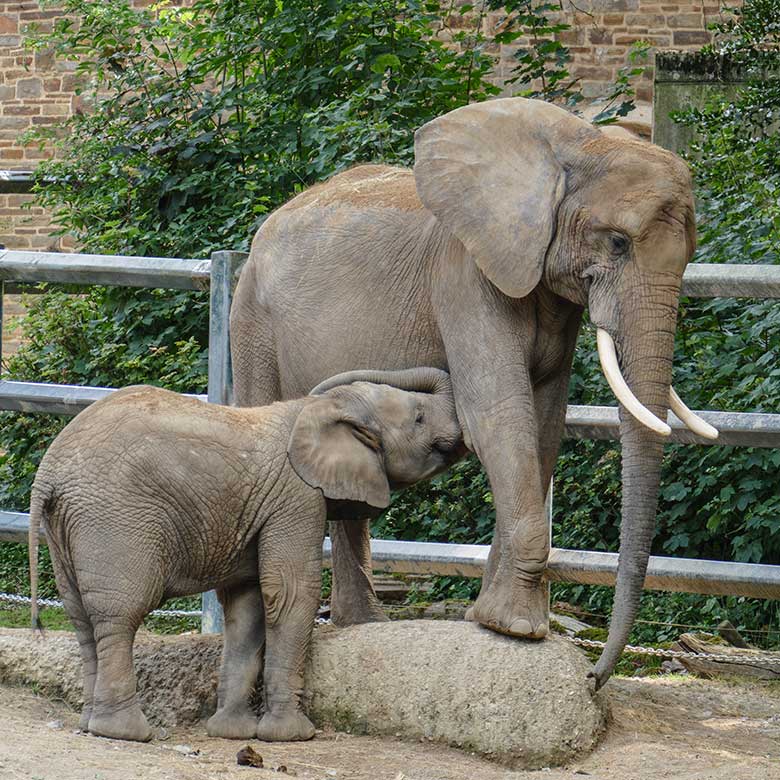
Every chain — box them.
[0,592,202,618]
[570,636,780,669]
[0,592,64,609]
[3,591,779,670]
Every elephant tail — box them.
[28,485,51,633]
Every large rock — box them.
[308,621,605,767]
[0,628,223,727]
[0,621,605,769]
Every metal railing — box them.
[0,170,35,195]
[1,249,780,633]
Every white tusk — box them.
[669,387,719,440]
[596,329,672,437]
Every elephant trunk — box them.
[590,296,678,690]
[310,367,452,397]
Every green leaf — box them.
[370,53,401,73]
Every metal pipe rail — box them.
[332,539,780,600]
[3,516,777,600]
[0,249,210,291]
[0,511,37,544]
[3,250,780,297]
[0,380,206,415]
[565,405,780,447]
[681,263,780,298]
[2,379,779,448]
[0,170,34,194]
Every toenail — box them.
[509,618,533,636]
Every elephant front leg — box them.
[474,365,577,638]
[328,517,387,626]
[454,359,551,639]
[256,522,323,742]
[468,431,551,639]
[206,582,265,739]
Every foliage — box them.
[665,0,780,566]
[0,540,58,599]
[26,0,500,258]
[491,0,585,106]
[547,0,780,637]
[3,0,503,603]
[486,0,646,121]
[0,286,209,514]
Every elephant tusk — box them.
[669,387,719,440]
[596,329,672,437]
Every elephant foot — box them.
[88,702,152,742]
[78,705,92,731]
[206,706,259,739]
[256,709,316,742]
[330,591,389,627]
[470,577,549,639]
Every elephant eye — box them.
[415,411,424,425]
[609,233,630,255]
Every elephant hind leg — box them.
[47,531,97,730]
[64,595,98,731]
[328,517,388,627]
[81,571,161,742]
[230,266,281,408]
[206,582,265,739]
[88,621,152,742]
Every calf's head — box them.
[288,368,463,508]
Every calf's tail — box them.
[28,488,49,633]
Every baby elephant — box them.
[28,368,462,743]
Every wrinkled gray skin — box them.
[230,98,697,690]
[28,369,462,743]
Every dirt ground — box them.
[2,676,779,780]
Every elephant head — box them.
[414,98,718,688]
[288,367,463,508]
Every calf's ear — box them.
[287,398,391,509]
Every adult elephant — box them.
[230,97,716,689]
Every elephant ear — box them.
[414,97,598,299]
[287,397,390,509]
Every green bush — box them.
[26,0,506,258]
[3,0,502,599]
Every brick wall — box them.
[1,0,77,252]
[2,293,25,360]
[0,1,719,241]
[485,0,719,102]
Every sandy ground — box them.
[1,677,779,780]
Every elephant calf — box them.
[28,368,462,743]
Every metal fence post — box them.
[202,250,249,634]
[0,279,4,374]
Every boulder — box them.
[307,621,606,767]
[0,620,605,769]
